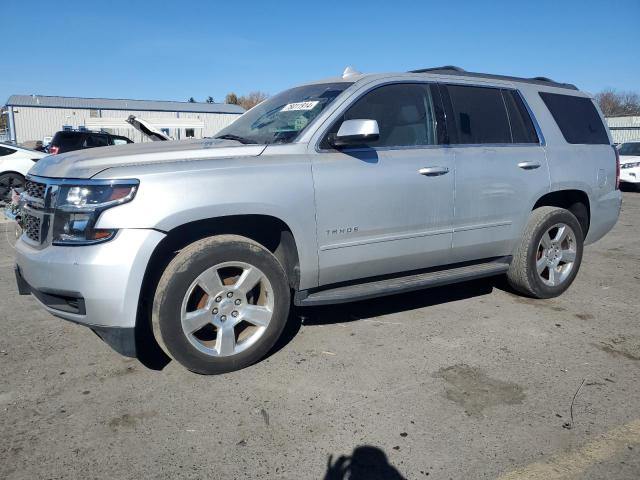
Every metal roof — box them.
[5,94,245,114]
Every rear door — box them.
[312,82,454,285]
[440,83,549,262]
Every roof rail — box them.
[408,66,578,91]
[410,65,466,73]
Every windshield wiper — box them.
[215,134,256,144]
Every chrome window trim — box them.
[314,81,546,154]
[441,82,545,148]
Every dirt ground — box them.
[1,190,639,479]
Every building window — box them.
[161,128,170,136]
[185,128,195,138]
[90,109,100,118]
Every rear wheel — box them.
[152,234,290,374]
[507,206,584,298]
[0,172,24,204]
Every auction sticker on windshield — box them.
[281,101,320,112]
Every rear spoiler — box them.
[126,115,172,141]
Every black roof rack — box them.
[409,66,578,91]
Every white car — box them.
[0,143,48,203]
[619,141,640,190]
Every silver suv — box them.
[13,66,622,374]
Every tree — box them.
[238,91,268,110]
[206,96,215,104]
[188,97,196,103]
[595,89,640,117]
[224,92,239,105]
[224,91,269,110]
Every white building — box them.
[2,95,244,146]
[606,116,640,144]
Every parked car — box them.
[618,141,640,190]
[47,130,133,154]
[14,66,621,374]
[0,143,47,203]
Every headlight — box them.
[52,181,138,245]
[621,162,640,169]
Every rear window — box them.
[444,85,512,144]
[539,92,609,145]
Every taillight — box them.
[49,145,59,155]
[613,145,620,190]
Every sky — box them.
[2,0,639,104]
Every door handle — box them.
[418,166,449,176]
[517,161,541,170]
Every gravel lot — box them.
[1,191,639,480]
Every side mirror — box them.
[331,119,379,147]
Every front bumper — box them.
[15,228,165,355]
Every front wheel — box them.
[507,206,584,299]
[152,234,290,374]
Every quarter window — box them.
[444,84,512,144]
[539,92,609,145]
[322,83,438,149]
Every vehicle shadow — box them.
[323,445,406,480]
[270,277,497,357]
[138,276,502,371]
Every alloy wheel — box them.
[535,223,577,287]
[180,261,274,357]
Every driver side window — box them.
[321,83,438,149]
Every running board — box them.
[295,258,510,306]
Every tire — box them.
[507,206,584,299]
[0,172,24,204]
[152,234,290,374]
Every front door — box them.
[311,83,454,286]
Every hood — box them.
[28,138,267,179]
[620,154,640,165]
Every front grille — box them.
[25,180,46,200]
[23,214,42,242]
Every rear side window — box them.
[503,90,539,144]
[539,92,609,145]
[444,84,512,144]
[84,135,109,148]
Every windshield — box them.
[215,82,352,145]
[619,142,640,156]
